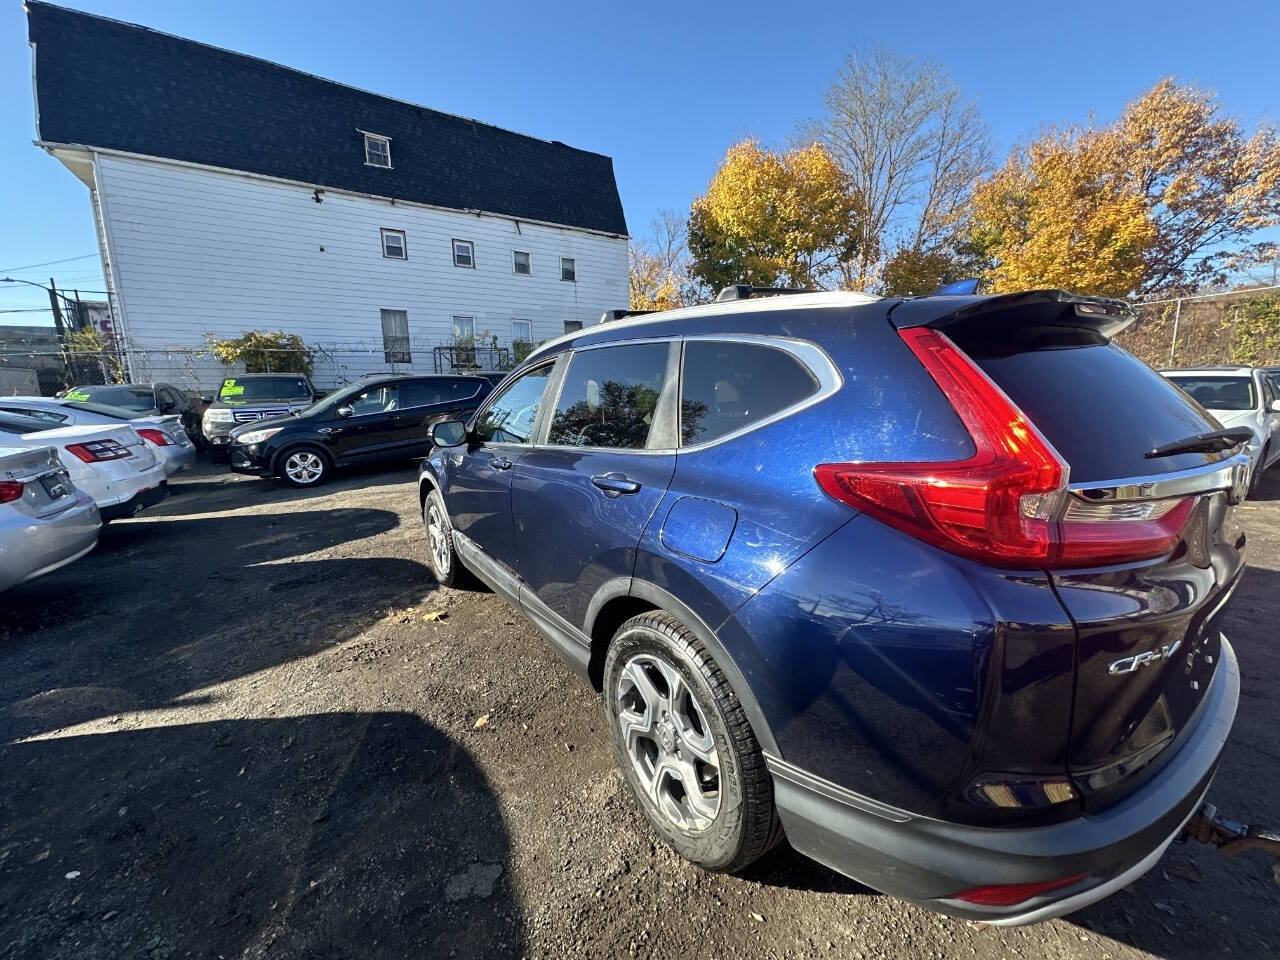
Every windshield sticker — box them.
[64,390,91,401]
[221,378,245,397]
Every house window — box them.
[364,132,391,168]
[381,228,407,260]
[453,316,476,340]
[560,257,576,282]
[513,250,532,276]
[564,320,583,334]
[453,239,475,268]
[380,309,411,363]
[512,319,533,361]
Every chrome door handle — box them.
[591,473,641,495]
[493,457,513,471]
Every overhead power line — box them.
[0,253,98,273]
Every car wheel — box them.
[278,446,331,487]
[422,487,471,587]
[604,612,782,873]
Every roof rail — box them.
[715,284,814,303]
[927,278,982,296]
[599,309,654,324]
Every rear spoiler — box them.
[889,289,1137,340]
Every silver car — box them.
[0,444,101,592]
[0,396,196,476]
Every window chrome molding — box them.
[1068,454,1251,502]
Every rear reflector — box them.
[65,439,131,463]
[0,480,23,503]
[951,873,1087,907]
[136,428,173,446]
[815,328,1194,569]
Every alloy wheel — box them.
[284,451,324,484]
[615,652,721,833]
[426,501,450,576]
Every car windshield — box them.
[219,376,312,402]
[63,401,146,420]
[300,381,377,417]
[65,385,154,411]
[1165,375,1256,412]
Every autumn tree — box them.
[972,79,1280,298]
[630,209,701,311]
[687,140,857,294]
[809,47,992,293]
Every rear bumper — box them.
[99,480,169,522]
[0,494,101,591]
[770,635,1239,926]
[158,444,197,476]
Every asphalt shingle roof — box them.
[26,2,628,236]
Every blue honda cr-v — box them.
[417,287,1247,925]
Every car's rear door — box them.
[510,341,678,628]
[922,303,1247,808]
[398,378,488,456]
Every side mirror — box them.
[430,420,468,447]
[336,404,354,419]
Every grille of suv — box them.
[232,408,290,423]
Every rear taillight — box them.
[0,481,23,503]
[815,327,1193,569]
[950,873,1087,907]
[136,428,173,446]
[65,439,131,463]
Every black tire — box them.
[603,612,782,873]
[1249,446,1269,499]
[421,487,472,587]
[276,445,332,488]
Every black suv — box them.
[228,373,495,486]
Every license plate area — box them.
[39,472,70,500]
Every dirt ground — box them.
[2,459,1279,960]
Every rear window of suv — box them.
[949,325,1223,483]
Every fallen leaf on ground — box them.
[474,714,490,729]
[422,610,448,622]
[1166,862,1202,882]
[750,913,765,923]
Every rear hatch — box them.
[30,423,159,472]
[893,291,1246,808]
[0,445,80,518]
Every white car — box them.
[0,411,168,521]
[0,444,101,591]
[1162,366,1280,494]
[0,396,196,476]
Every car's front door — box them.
[1260,373,1280,467]
[328,382,402,461]
[511,341,678,628]
[443,362,556,576]
[398,378,488,456]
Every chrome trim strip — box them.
[1068,454,1249,502]
[764,753,913,824]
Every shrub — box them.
[206,331,313,377]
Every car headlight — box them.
[203,409,234,424]
[234,427,283,445]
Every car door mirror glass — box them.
[431,420,468,447]
[336,404,354,419]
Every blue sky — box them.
[3,0,1279,325]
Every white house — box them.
[26,2,629,385]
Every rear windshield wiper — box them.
[1145,427,1254,459]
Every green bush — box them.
[206,331,314,377]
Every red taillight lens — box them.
[0,480,23,503]
[136,428,172,446]
[65,439,131,463]
[951,873,1087,907]
[815,328,1193,569]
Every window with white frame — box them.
[453,239,475,268]
[560,257,576,282]
[380,309,411,363]
[513,250,532,276]
[512,319,533,360]
[380,228,407,260]
[453,316,476,340]
[564,320,583,334]
[364,132,391,168]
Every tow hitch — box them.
[1181,802,1280,885]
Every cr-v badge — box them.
[1109,639,1182,675]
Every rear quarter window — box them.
[679,341,818,446]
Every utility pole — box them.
[47,277,67,340]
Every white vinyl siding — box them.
[89,152,628,357]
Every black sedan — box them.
[227,373,497,487]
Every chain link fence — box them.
[1115,285,1280,369]
[0,338,523,398]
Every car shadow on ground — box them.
[1,505,431,741]
[0,712,523,959]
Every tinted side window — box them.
[402,379,483,407]
[0,406,66,423]
[474,365,554,444]
[349,384,399,416]
[547,343,670,450]
[680,341,819,446]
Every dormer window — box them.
[363,132,391,168]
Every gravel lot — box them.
[3,459,1279,959]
